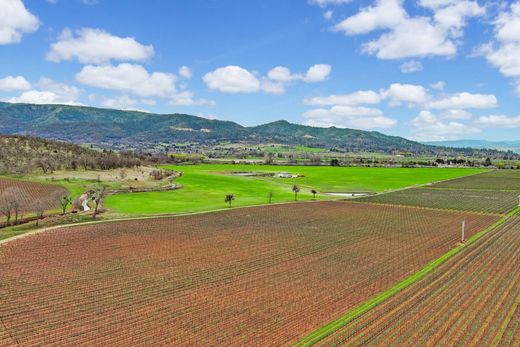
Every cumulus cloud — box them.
[76,63,212,108]
[476,115,520,128]
[47,28,154,64]
[101,95,139,110]
[178,66,192,79]
[203,64,331,94]
[302,88,394,129]
[442,109,472,120]
[267,66,301,83]
[0,0,39,44]
[425,92,497,109]
[266,64,331,86]
[76,63,176,97]
[304,64,332,82]
[430,81,446,90]
[169,91,216,107]
[334,0,484,59]
[334,0,406,35]
[0,75,31,91]
[477,2,520,96]
[324,10,334,20]
[380,83,429,106]
[6,77,82,105]
[260,78,286,95]
[309,0,352,7]
[411,110,480,141]
[303,105,396,129]
[304,90,381,106]
[362,17,456,59]
[203,65,260,93]
[400,60,423,73]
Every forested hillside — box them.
[0,135,140,174]
[0,102,516,157]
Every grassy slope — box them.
[105,165,484,215]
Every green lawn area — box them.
[104,164,485,216]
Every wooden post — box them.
[461,219,466,243]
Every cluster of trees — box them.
[0,188,67,227]
[0,135,141,174]
[168,153,206,164]
[0,184,109,228]
[224,185,319,208]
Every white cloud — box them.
[477,2,520,96]
[428,1,484,37]
[260,78,286,95]
[267,64,331,83]
[334,0,406,35]
[380,83,429,106]
[425,92,497,109]
[400,60,423,73]
[362,17,456,59]
[0,75,31,91]
[196,112,218,120]
[334,0,484,59]
[169,91,216,107]
[6,91,77,105]
[309,0,352,7]
[304,64,332,82]
[476,115,520,128]
[324,10,334,20]
[37,77,81,100]
[303,105,396,129]
[267,66,301,83]
[0,0,39,44]
[442,109,472,120]
[5,78,82,106]
[203,64,330,94]
[178,66,192,79]
[47,28,154,64]
[430,81,446,90]
[101,95,138,110]
[203,65,260,93]
[411,110,480,141]
[76,63,176,97]
[304,90,381,106]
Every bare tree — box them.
[34,199,46,227]
[225,194,235,208]
[91,185,108,219]
[292,185,300,201]
[0,187,24,226]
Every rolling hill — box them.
[425,139,520,154]
[0,101,514,157]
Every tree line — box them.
[0,135,141,174]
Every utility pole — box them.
[461,219,466,243]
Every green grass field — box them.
[104,164,485,215]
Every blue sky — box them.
[1,0,520,141]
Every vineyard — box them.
[356,188,518,214]
[0,202,499,346]
[0,178,68,214]
[431,170,520,191]
[356,170,520,214]
[315,214,520,347]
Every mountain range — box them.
[425,140,520,154]
[0,102,515,157]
